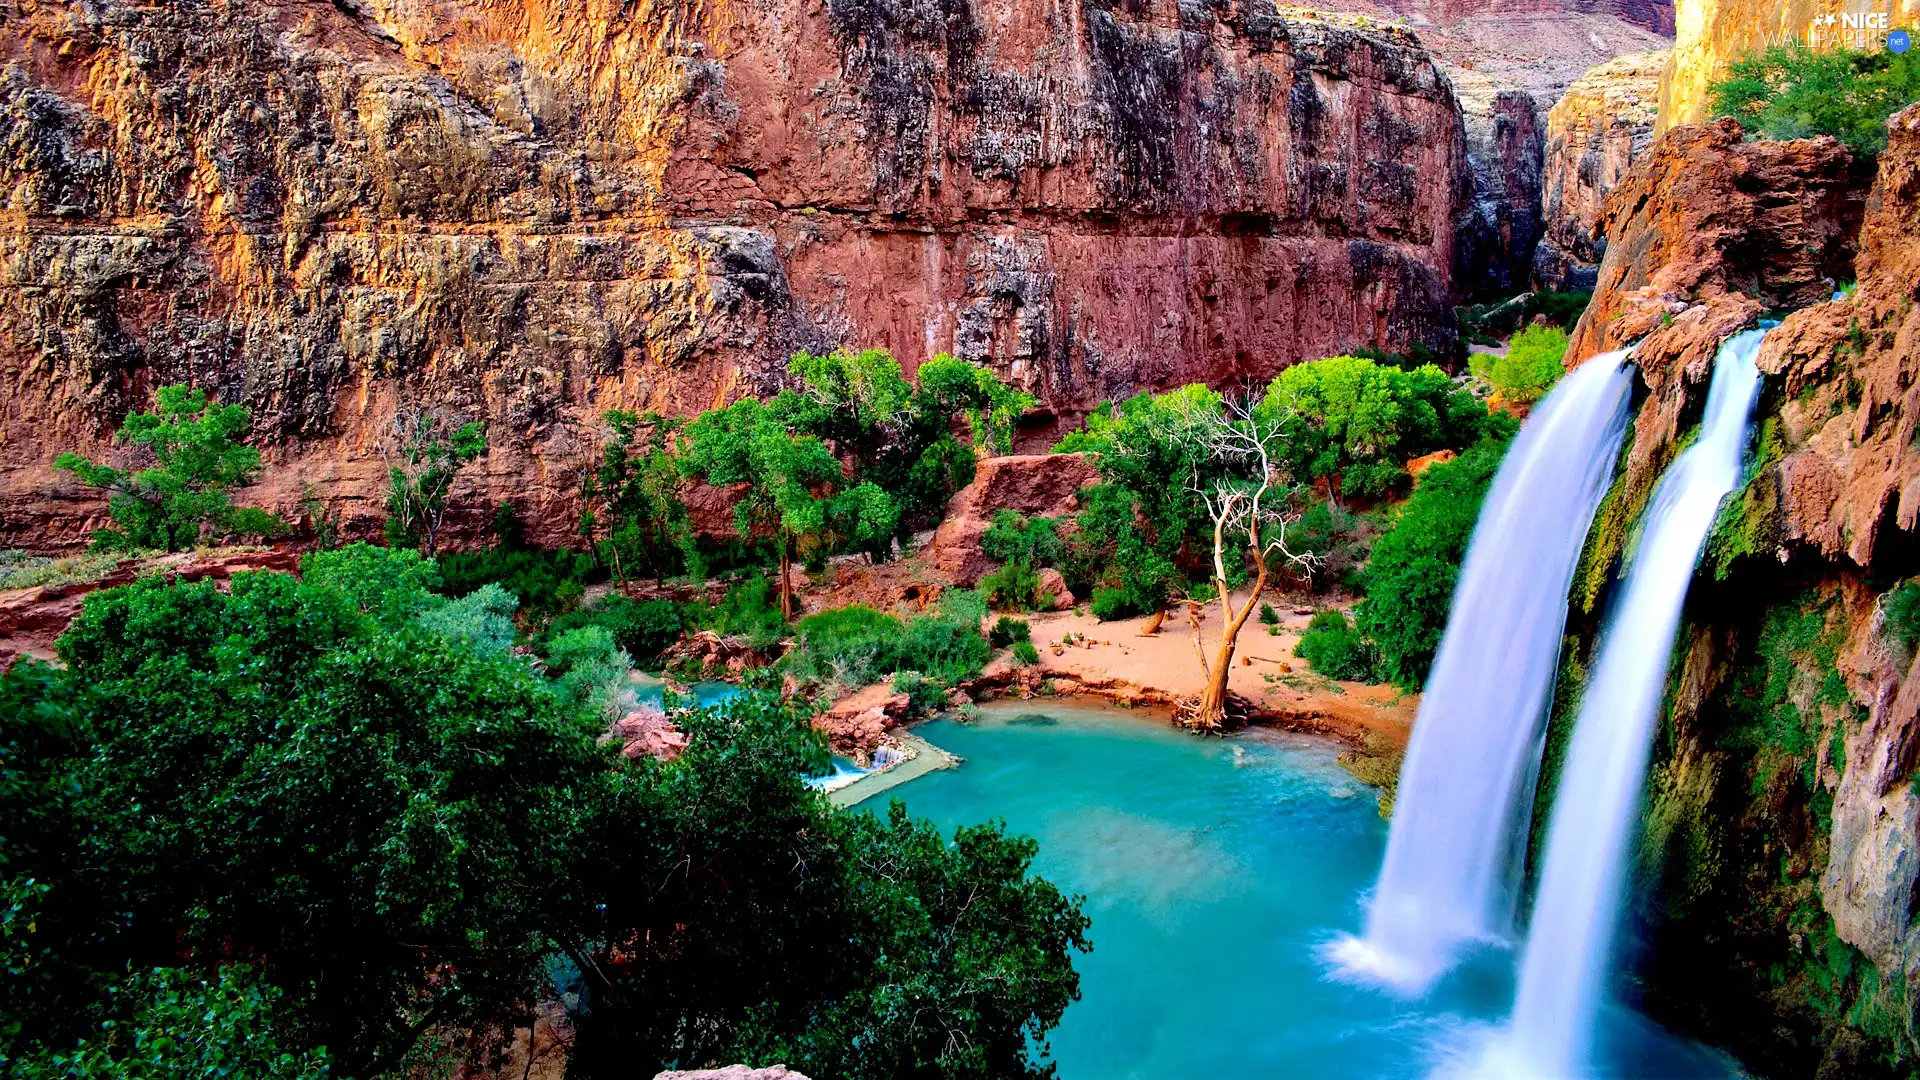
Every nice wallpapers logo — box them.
[1805,7,1912,51]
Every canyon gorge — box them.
[0,0,1670,547]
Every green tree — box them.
[53,386,283,551]
[581,410,696,584]
[384,409,487,556]
[9,966,332,1080]
[1,566,1088,1080]
[1263,355,1499,499]
[1491,324,1569,405]
[679,398,889,619]
[1353,438,1510,687]
[1711,43,1920,156]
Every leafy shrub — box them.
[892,670,949,716]
[0,550,134,591]
[545,625,633,716]
[1354,438,1509,687]
[989,616,1032,648]
[417,582,519,656]
[1885,580,1920,648]
[541,595,684,666]
[1293,610,1381,682]
[1258,602,1279,626]
[980,558,1047,612]
[436,546,596,618]
[896,613,994,685]
[9,966,331,1080]
[982,512,1065,568]
[1491,324,1569,405]
[1266,355,1496,495]
[690,576,789,650]
[791,604,902,686]
[1711,44,1920,156]
[1090,587,1137,622]
[301,542,440,623]
[937,587,989,629]
[1010,640,1041,666]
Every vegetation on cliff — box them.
[1711,44,1920,155]
[0,558,1087,1079]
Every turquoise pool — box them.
[889,700,1736,1080]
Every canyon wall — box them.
[1532,49,1664,290]
[1559,107,1920,1077]
[1658,0,1920,133]
[0,0,1478,548]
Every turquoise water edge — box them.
[889,700,1737,1080]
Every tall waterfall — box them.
[1500,328,1766,1077]
[1330,352,1635,993]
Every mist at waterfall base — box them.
[894,703,1732,1079]
[1328,353,1635,993]
[1470,328,1767,1079]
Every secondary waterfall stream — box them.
[1496,328,1767,1078]
[1331,352,1635,992]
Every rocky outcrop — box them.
[0,0,1478,550]
[924,453,1100,586]
[1533,50,1665,290]
[654,1068,810,1080]
[1658,0,1920,133]
[0,548,300,661]
[1565,117,1868,363]
[1561,106,1920,1077]
[1452,75,1546,299]
[813,682,913,760]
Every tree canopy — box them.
[1711,43,1920,156]
[53,385,282,551]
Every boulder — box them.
[1036,567,1075,611]
[609,706,690,762]
[925,454,1100,586]
[813,684,915,760]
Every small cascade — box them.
[1499,328,1767,1077]
[1331,353,1635,993]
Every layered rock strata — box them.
[0,0,1476,549]
[1533,50,1665,289]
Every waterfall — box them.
[1329,352,1635,993]
[1500,328,1766,1077]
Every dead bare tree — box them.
[1179,391,1316,729]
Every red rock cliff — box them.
[0,0,1476,548]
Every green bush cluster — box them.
[436,545,597,617]
[989,616,1032,648]
[544,625,634,716]
[1457,290,1592,342]
[980,559,1048,612]
[787,601,992,690]
[1352,438,1511,688]
[416,582,520,656]
[541,594,686,666]
[1482,324,1569,405]
[1711,44,1920,156]
[1884,579,1920,649]
[1,567,1088,1080]
[687,577,792,651]
[1293,610,1382,682]
[982,512,1065,567]
[1010,640,1042,666]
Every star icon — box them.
[1826,12,1839,25]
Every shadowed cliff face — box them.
[1533,49,1665,289]
[0,0,1478,547]
[1562,108,1920,1077]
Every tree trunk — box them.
[778,534,795,621]
[1190,566,1268,729]
[1139,608,1167,635]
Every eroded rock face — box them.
[1565,116,1867,363]
[1567,106,1920,1076]
[1452,74,1545,299]
[1533,50,1665,290]
[924,452,1100,586]
[0,0,1476,550]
